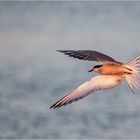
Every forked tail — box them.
[125,56,140,93]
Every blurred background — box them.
[0,1,140,138]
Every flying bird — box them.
[50,50,140,109]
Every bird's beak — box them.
[88,68,94,72]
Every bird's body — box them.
[50,50,140,109]
[93,63,133,75]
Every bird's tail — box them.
[125,56,140,93]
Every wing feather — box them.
[50,75,123,109]
[57,50,122,64]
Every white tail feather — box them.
[125,56,140,93]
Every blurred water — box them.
[1,1,140,138]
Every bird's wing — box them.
[50,75,123,109]
[57,50,122,64]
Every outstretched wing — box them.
[57,50,121,64]
[50,75,122,109]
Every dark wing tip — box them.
[50,105,53,109]
[50,103,57,109]
[50,102,71,109]
[50,100,64,109]
[56,50,69,55]
[50,105,56,109]
[50,103,63,109]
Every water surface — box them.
[0,1,140,138]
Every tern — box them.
[50,50,140,109]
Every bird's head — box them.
[88,65,103,72]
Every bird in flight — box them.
[50,50,140,109]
